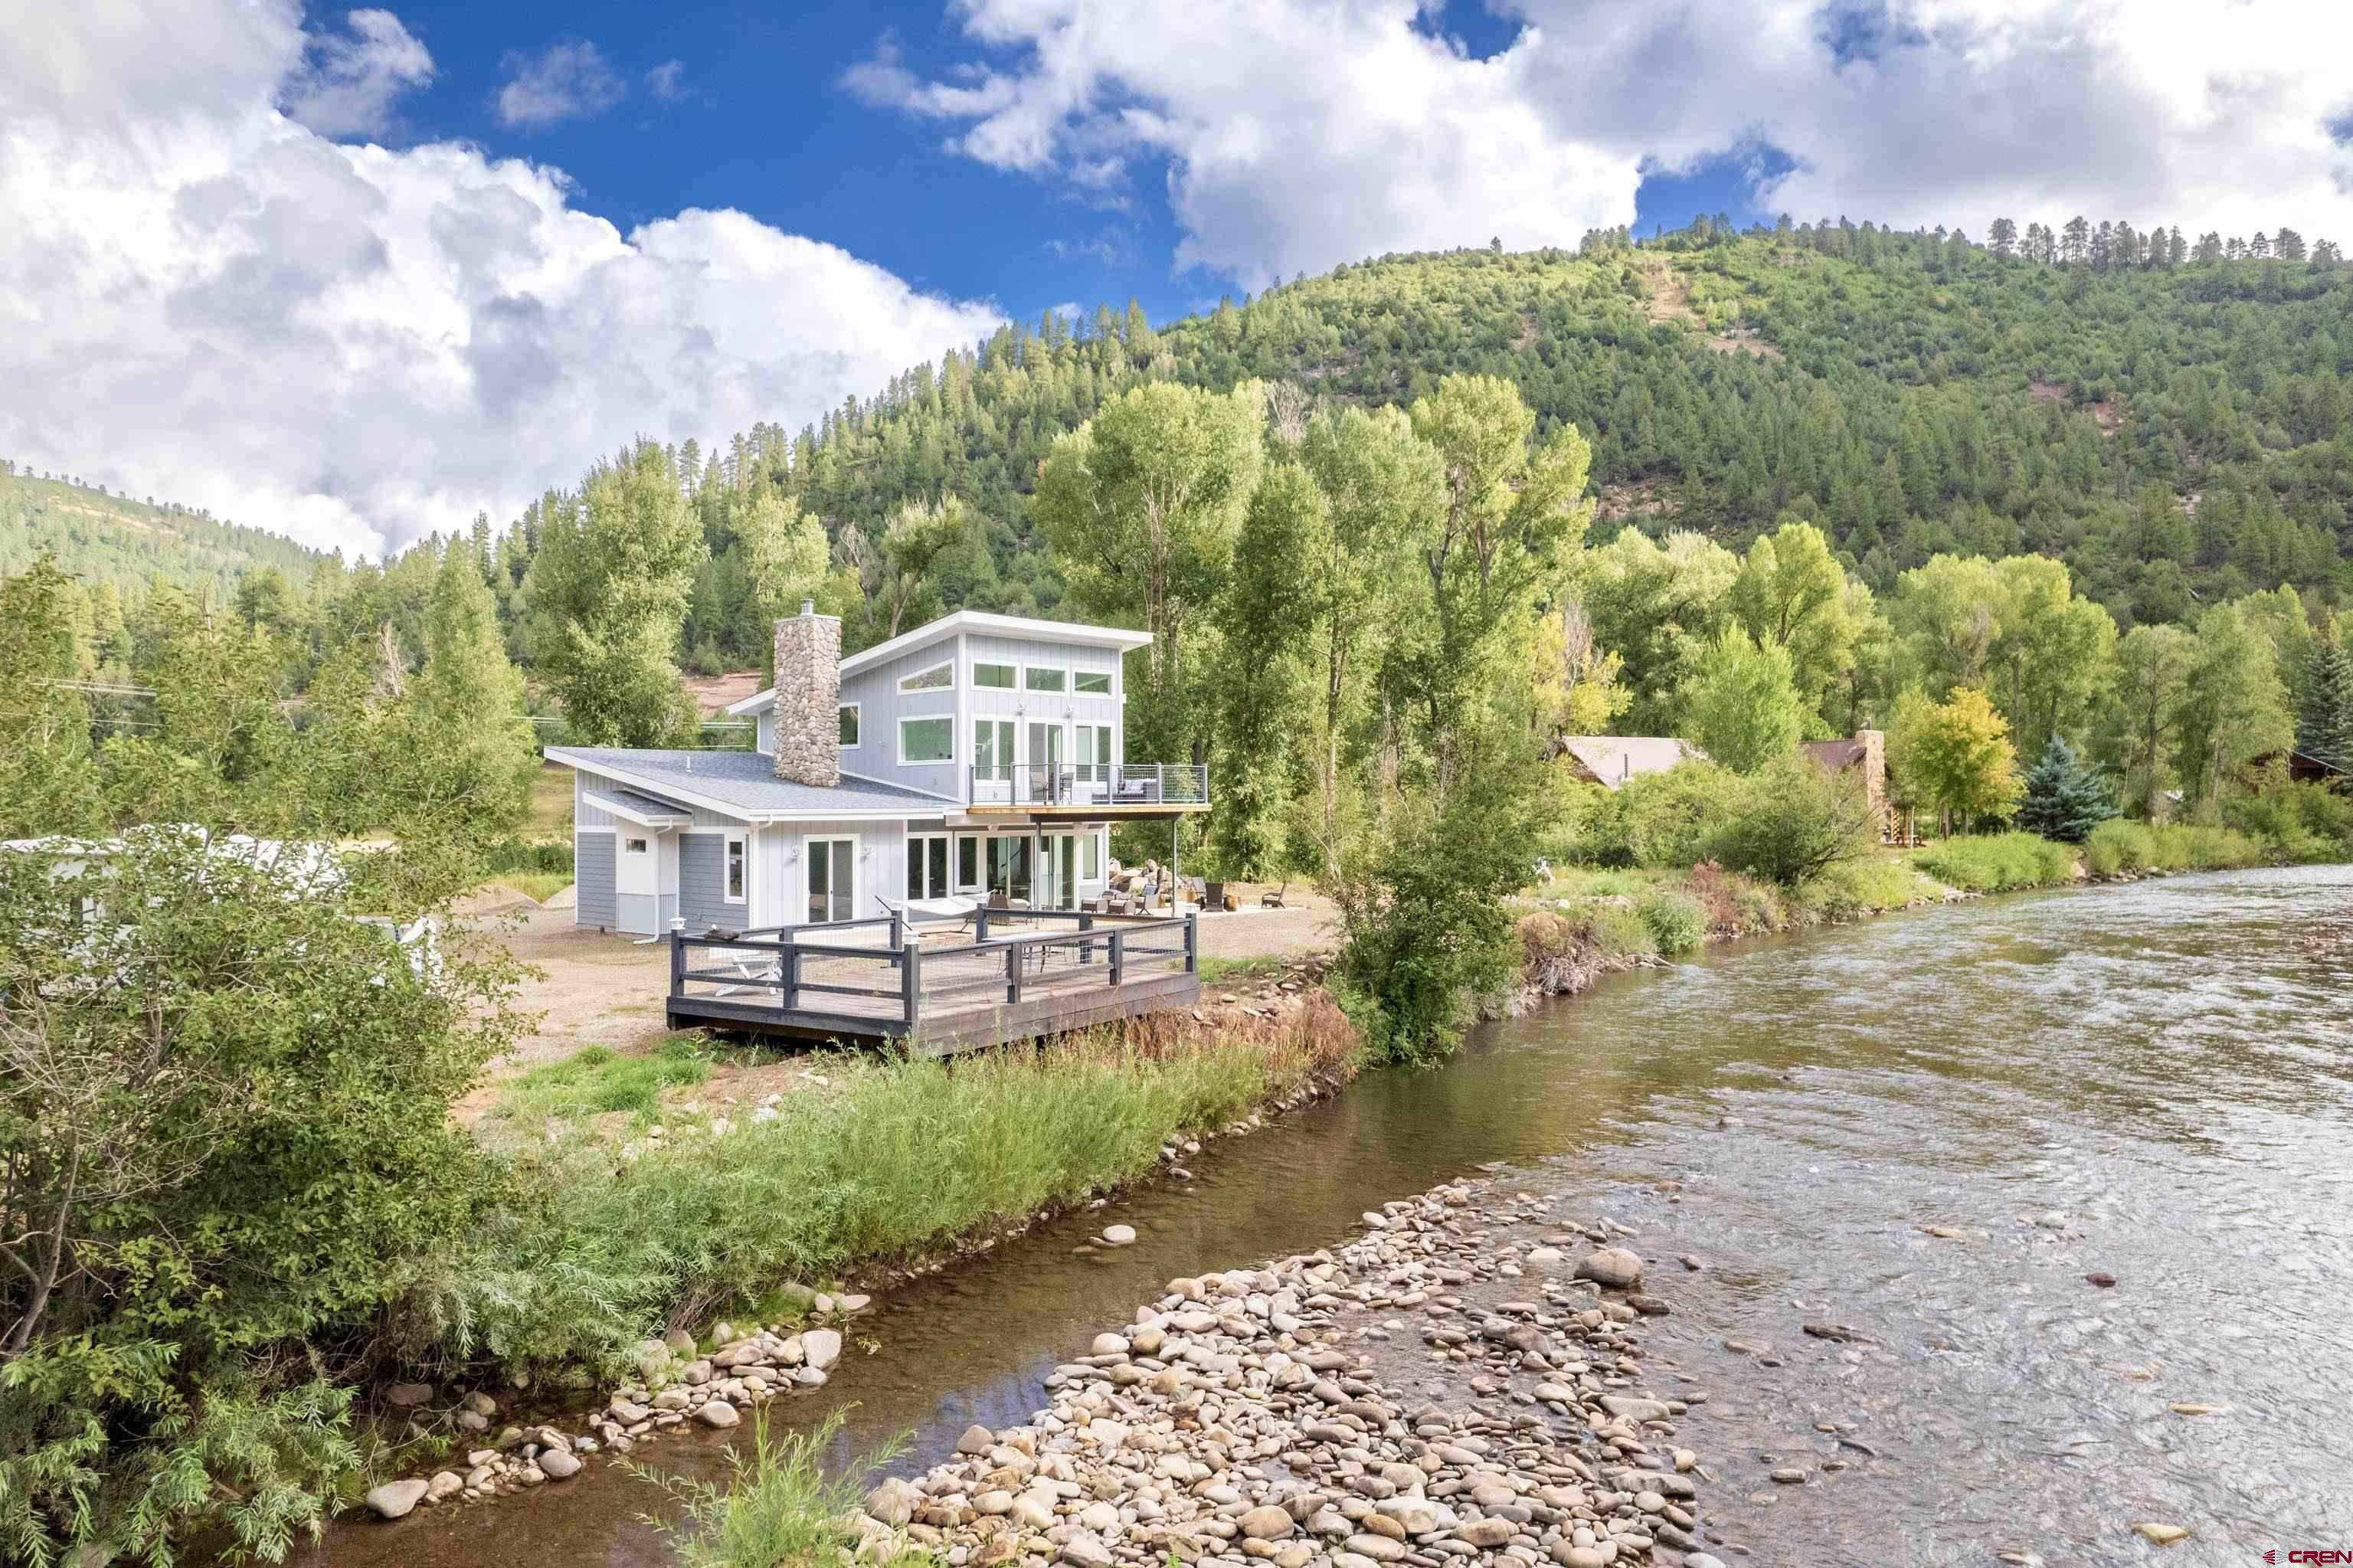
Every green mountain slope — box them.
[697,224,2347,647]
[0,467,329,600]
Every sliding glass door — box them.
[907,833,950,900]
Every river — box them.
[300,866,2353,1566]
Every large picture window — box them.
[898,716,953,764]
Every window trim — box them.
[836,701,862,748]
[897,658,954,694]
[898,715,955,766]
[1022,663,1069,694]
[722,831,747,904]
[971,660,1016,689]
[1074,669,1113,696]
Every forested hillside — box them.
[0,462,328,601]
[607,217,2348,666]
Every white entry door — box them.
[805,837,855,924]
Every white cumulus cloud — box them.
[496,38,627,129]
[282,8,434,137]
[0,0,1001,558]
[857,0,2353,288]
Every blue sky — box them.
[13,0,2351,556]
[371,0,1776,330]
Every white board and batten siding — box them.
[837,630,1125,804]
[836,640,968,802]
[747,818,945,929]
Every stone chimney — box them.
[1854,728,1887,820]
[771,600,841,788]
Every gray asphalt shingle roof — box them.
[550,748,953,820]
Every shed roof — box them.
[1556,736,1710,789]
[728,610,1152,716]
[547,748,954,823]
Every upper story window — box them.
[837,703,861,747]
[973,661,1015,689]
[1075,670,1112,695]
[899,716,954,764]
[898,660,952,693]
[1023,666,1066,693]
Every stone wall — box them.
[771,604,841,789]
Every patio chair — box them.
[1262,882,1288,908]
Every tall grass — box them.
[411,1000,1358,1377]
[2082,820,2269,876]
[1797,856,1942,919]
[633,1409,931,1568]
[1913,832,2078,892]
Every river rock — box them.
[384,1383,435,1409]
[1101,1224,1137,1246]
[1346,1534,1408,1562]
[801,1328,843,1371]
[1456,1518,1515,1548]
[1092,1332,1131,1355]
[365,1479,429,1520]
[2133,1524,2190,1545]
[957,1423,995,1455]
[424,1471,463,1503]
[1574,1248,1643,1288]
[1598,1395,1671,1422]
[1239,1504,1296,1540]
[1059,1532,1115,1568]
[538,1449,582,1481]
[694,1399,739,1429]
[867,1478,921,1526]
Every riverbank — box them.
[859,1174,1731,1568]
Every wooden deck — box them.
[664,909,1200,1053]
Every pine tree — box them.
[2301,633,2353,768]
[2014,735,2117,842]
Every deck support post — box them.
[1006,939,1023,1004]
[1184,912,1198,974]
[902,940,921,1030]
[889,910,903,954]
[669,931,684,994]
[1108,928,1124,988]
[1078,910,1094,964]
[976,906,990,942]
[781,944,800,1011]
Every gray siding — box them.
[575,771,616,829]
[575,831,617,928]
[839,642,962,801]
[678,831,746,931]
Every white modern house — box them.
[546,605,1209,940]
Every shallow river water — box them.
[299,866,2353,1566]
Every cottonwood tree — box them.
[2172,601,2295,813]
[521,442,706,747]
[1727,518,1863,729]
[1891,686,2021,834]
[1680,628,1808,773]
[0,558,101,839]
[1036,381,1266,769]
[2101,621,2196,817]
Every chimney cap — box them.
[800,597,816,617]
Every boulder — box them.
[1239,1505,1296,1540]
[364,1479,430,1520]
[866,1478,921,1526]
[1572,1248,1643,1288]
[694,1399,739,1429]
[538,1449,582,1481]
[1059,1533,1116,1568]
[801,1328,843,1371]
[424,1471,463,1504]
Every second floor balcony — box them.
[966,761,1209,817]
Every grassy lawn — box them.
[525,760,574,840]
[1196,954,1294,984]
[499,869,575,903]
[490,1035,712,1122]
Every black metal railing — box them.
[669,909,1199,1033]
[967,762,1209,809]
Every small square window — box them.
[623,836,650,855]
[974,662,1015,689]
[1075,670,1112,695]
[1024,666,1066,692]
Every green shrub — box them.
[1700,754,1880,887]
[2225,783,2353,863]
[1582,762,1749,869]
[1800,856,1937,918]
[2085,818,2157,874]
[1914,832,2077,891]
[1636,892,1706,957]
[634,1409,927,1568]
[485,836,574,874]
[1585,903,1658,963]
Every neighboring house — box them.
[1553,736,1710,790]
[2246,748,2349,788]
[1800,730,1890,822]
[547,605,1210,938]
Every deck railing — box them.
[967,762,1209,810]
[669,908,1199,1036]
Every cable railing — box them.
[966,762,1209,809]
[668,908,1199,1037]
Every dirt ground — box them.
[463,886,1341,1095]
